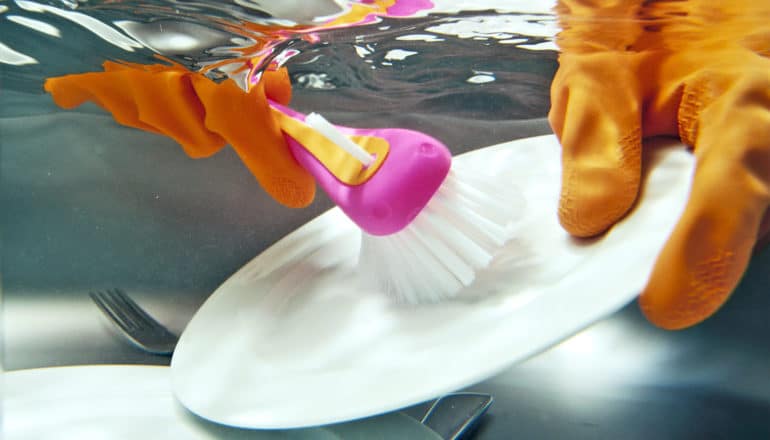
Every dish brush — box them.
[271,103,522,303]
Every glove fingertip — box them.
[558,162,641,237]
[638,286,729,331]
[639,239,752,330]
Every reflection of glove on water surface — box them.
[550,0,770,329]
[44,62,316,208]
[42,2,433,209]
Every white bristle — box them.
[358,166,524,304]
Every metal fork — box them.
[89,288,177,355]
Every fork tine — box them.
[89,289,178,355]
[106,288,155,327]
[90,291,136,332]
[100,290,144,330]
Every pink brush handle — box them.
[272,103,451,236]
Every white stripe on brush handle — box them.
[305,112,375,166]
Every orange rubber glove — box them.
[550,0,770,329]
[44,61,315,208]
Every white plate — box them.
[3,365,440,439]
[171,134,694,428]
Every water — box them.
[4,2,769,293]
[0,1,557,294]
[1,1,558,118]
[4,3,770,438]
[3,0,769,340]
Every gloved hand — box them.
[44,61,315,208]
[549,0,770,329]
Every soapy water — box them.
[0,1,559,121]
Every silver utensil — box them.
[89,288,493,438]
[89,288,177,355]
[421,393,493,440]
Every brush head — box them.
[275,107,521,303]
[358,163,525,304]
